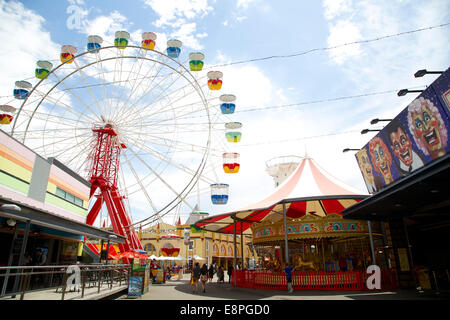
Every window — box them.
[56,187,84,207]
[56,187,66,198]
[66,193,75,203]
[188,240,194,250]
[74,197,83,207]
[206,240,209,251]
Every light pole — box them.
[361,129,381,135]
[397,89,424,97]
[414,69,443,78]
[342,148,360,153]
[370,118,393,125]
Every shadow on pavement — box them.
[169,279,445,300]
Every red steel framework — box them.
[85,124,143,261]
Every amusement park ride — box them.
[1,31,244,262]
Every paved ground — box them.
[0,282,127,300]
[117,274,447,300]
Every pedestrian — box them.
[191,262,201,293]
[200,264,208,293]
[217,265,224,283]
[227,264,234,283]
[208,264,214,282]
[284,263,293,293]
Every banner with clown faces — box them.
[356,67,450,194]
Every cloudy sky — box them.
[1,0,449,227]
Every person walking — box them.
[284,263,293,293]
[217,265,224,283]
[208,264,214,283]
[191,262,201,293]
[227,264,234,283]
[200,264,208,293]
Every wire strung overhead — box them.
[208,23,450,69]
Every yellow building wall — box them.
[140,223,258,268]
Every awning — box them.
[342,154,450,222]
[195,157,367,235]
[0,196,126,243]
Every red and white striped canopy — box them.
[195,157,368,235]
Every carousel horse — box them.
[294,255,317,271]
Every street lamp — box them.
[414,69,443,78]
[342,148,360,153]
[361,129,381,135]
[370,118,393,125]
[397,89,424,96]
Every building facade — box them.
[140,214,257,269]
[0,129,122,270]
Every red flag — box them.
[177,217,181,226]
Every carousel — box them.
[194,156,397,290]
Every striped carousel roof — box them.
[195,156,368,235]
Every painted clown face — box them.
[389,126,413,167]
[411,103,444,159]
[356,149,374,184]
[370,139,393,184]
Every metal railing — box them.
[0,264,130,300]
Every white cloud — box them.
[323,0,352,20]
[144,0,213,50]
[237,0,258,10]
[171,22,204,50]
[236,16,247,23]
[0,1,60,97]
[327,20,362,64]
[80,10,129,41]
[144,0,213,27]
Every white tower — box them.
[265,155,303,187]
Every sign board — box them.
[128,276,143,297]
[248,258,255,270]
[183,229,190,245]
[356,67,450,194]
[155,268,164,283]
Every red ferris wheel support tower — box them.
[85,123,143,257]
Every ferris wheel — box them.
[1,31,243,253]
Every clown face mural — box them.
[369,137,394,185]
[408,97,448,160]
[386,119,424,175]
[356,148,377,193]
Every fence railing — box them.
[0,264,130,300]
[235,269,398,291]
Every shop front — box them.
[343,67,450,291]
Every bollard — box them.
[81,270,86,298]
[97,270,101,293]
[110,269,113,290]
[19,274,26,300]
[22,273,32,300]
[61,272,68,300]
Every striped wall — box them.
[0,130,89,222]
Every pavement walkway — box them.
[0,282,127,300]
[117,274,447,300]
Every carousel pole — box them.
[282,202,289,265]
[240,220,244,269]
[321,238,325,271]
[233,215,237,287]
[367,221,377,265]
